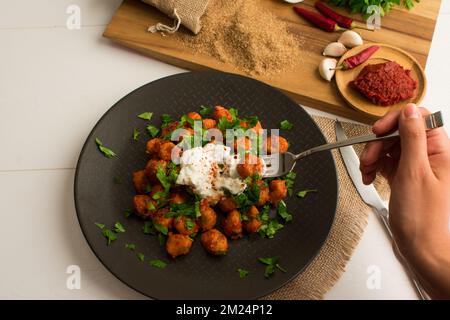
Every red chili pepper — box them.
[339,45,380,70]
[315,1,373,31]
[293,6,343,32]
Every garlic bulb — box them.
[323,42,347,57]
[319,58,337,82]
[338,30,363,48]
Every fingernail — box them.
[404,104,420,119]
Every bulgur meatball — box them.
[174,216,199,236]
[161,121,180,138]
[200,229,228,255]
[243,219,263,234]
[150,184,166,200]
[152,208,173,229]
[246,205,260,219]
[133,195,156,219]
[234,136,252,152]
[198,199,217,231]
[170,190,188,205]
[213,106,232,122]
[222,210,243,240]
[166,233,193,258]
[266,136,289,154]
[269,179,287,206]
[145,159,167,182]
[132,170,149,194]
[218,197,237,213]
[236,154,264,179]
[158,141,176,161]
[187,112,202,120]
[202,118,217,130]
[146,138,162,156]
[256,180,270,207]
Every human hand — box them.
[360,103,450,299]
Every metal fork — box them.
[262,111,444,178]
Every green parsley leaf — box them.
[142,221,156,235]
[133,128,140,141]
[264,264,275,278]
[95,222,105,230]
[95,138,117,158]
[199,105,213,116]
[242,116,259,128]
[280,120,293,130]
[102,229,117,246]
[194,201,201,218]
[124,208,133,219]
[258,257,279,266]
[137,112,153,121]
[154,223,168,235]
[125,243,136,251]
[277,201,292,223]
[152,191,166,200]
[237,268,249,278]
[259,219,283,239]
[114,222,126,233]
[150,259,167,269]
[229,108,238,121]
[297,189,318,198]
[283,172,296,196]
[161,114,172,126]
[156,165,171,193]
[137,252,145,262]
[185,219,195,231]
[146,125,159,138]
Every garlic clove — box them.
[323,42,347,57]
[338,30,363,48]
[319,58,337,82]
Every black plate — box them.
[74,71,337,300]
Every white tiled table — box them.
[0,0,448,300]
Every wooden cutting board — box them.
[103,0,441,124]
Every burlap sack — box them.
[142,0,209,34]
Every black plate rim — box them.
[73,70,338,300]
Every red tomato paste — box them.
[350,61,417,106]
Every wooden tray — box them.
[103,0,441,124]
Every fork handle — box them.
[295,131,399,160]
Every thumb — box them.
[398,104,430,175]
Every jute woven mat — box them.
[264,116,390,300]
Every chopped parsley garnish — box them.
[95,223,105,230]
[283,172,296,196]
[297,189,318,198]
[242,116,259,128]
[185,219,195,231]
[152,191,166,200]
[146,125,159,138]
[133,128,140,141]
[258,257,286,278]
[199,105,213,116]
[102,229,117,246]
[150,259,167,269]
[259,219,284,239]
[280,120,293,130]
[237,268,249,278]
[95,138,116,158]
[142,221,156,235]
[137,112,153,121]
[156,165,171,193]
[124,208,133,218]
[125,243,136,251]
[161,114,172,127]
[158,233,166,246]
[154,223,168,235]
[114,222,126,233]
[277,201,292,223]
[137,252,145,262]
[144,184,152,194]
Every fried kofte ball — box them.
[132,170,149,194]
[166,233,193,258]
[146,138,161,156]
[161,121,179,138]
[265,136,289,154]
[170,190,188,205]
[201,229,228,256]
[158,141,176,161]
[222,209,243,240]
[145,159,167,182]
[236,154,264,179]
[218,197,237,213]
[187,112,202,120]
[213,106,232,122]
[152,208,173,229]
[174,216,199,236]
[256,180,270,207]
[243,206,262,234]
[150,184,165,199]
[234,136,252,152]
[202,118,217,130]
[269,179,287,206]
[198,199,217,231]
[133,195,156,219]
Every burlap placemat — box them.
[264,116,390,300]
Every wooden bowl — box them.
[335,43,426,118]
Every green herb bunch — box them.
[328,0,419,17]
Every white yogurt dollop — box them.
[176,143,246,204]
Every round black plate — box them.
[74,71,338,300]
